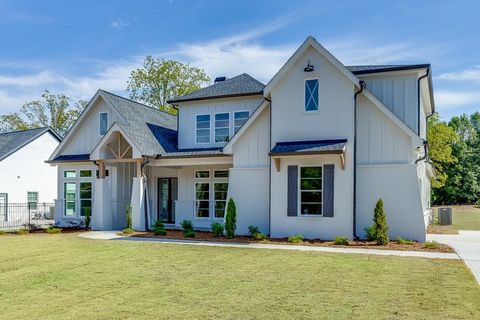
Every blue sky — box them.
[0,0,479,119]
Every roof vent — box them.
[214,76,227,83]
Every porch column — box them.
[91,178,112,230]
[130,176,146,231]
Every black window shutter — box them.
[287,166,298,216]
[323,164,334,217]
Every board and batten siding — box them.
[177,96,264,150]
[362,74,418,133]
[357,94,414,165]
[61,98,124,155]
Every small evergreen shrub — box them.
[423,240,440,249]
[153,221,167,236]
[288,234,303,244]
[248,225,261,237]
[396,237,414,245]
[253,232,267,240]
[0,230,6,235]
[181,219,193,231]
[211,222,224,237]
[126,205,132,230]
[364,225,376,241]
[122,228,133,234]
[47,227,62,234]
[183,229,196,238]
[84,207,91,231]
[225,198,237,238]
[373,198,389,245]
[334,236,349,245]
[16,228,29,235]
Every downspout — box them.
[265,96,272,236]
[141,157,150,231]
[353,80,366,240]
[417,68,430,135]
[415,112,436,164]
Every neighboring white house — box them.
[47,36,434,241]
[0,127,61,222]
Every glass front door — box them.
[157,178,177,223]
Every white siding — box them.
[177,96,263,149]
[0,132,58,203]
[357,94,414,164]
[61,98,124,155]
[362,74,418,133]
[269,46,355,239]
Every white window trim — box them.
[194,181,210,219]
[61,169,95,218]
[194,169,210,179]
[193,169,229,219]
[63,169,77,179]
[303,78,320,113]
[195,113,211,144]
[213,181,228,218]
[63,181,77,218]
[298,165,323,216]
[233,110,250,133]
[214,112,230,143]
[99,112,109,136]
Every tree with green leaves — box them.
[373,198,389,245]
[127,56,210,113]
[428,114,458,196]
[225,198,237,239]
[0,90,87,137]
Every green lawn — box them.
[0,234,479,320]
[430,205,480,234]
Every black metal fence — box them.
[0,203,55,231]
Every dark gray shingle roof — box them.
[270,139,347,156]
[0,127,61,161]
[346,64,430,75]
[168,73,264,103]
[53,154,90,161]
[100,90,177,156]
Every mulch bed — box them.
[127,229,454,253]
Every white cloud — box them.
[437,65,480,82]
[435,90,480,109]
[110,19,130,30]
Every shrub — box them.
[183,229,196,238]
[126,205,132,230]
[288,234,303,244]
[373,198,389,245]
[225,198,237,238]
[84,207,91,230]
[364,225,376,241]
[423,240,440,249]
[248,225,261,237]
[211,222,224,237]
[396,237,414,245]
[0,230,6,236]
[122,228,133,234]
[47,227,62,234]
[181,219,193,231]
[253,232,267,240]
[334,236,349,245]
[16,228,29,235]
[153,220,167,236]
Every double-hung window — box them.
[304,79,319,112]
[213,170,229,218]
[195,170,210,218]
[215,113,230,142]
[27,192,38,210]
[299,166,322,215]
[234,111,249,133]
[64,182,76,216]
[79,182,92,217]
[196,114,210,143]
[99,112,108,135]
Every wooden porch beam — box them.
[136,160,142,178]
[98,161,106,179]
[120,145,132,159]
[106,143,120,159]
[101,158,143,163]
[273,158,281,172]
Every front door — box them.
[157,178,177,223]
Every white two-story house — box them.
[48,36,434,241]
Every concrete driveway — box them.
[428,231,480,283]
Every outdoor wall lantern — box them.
[304,60,314,72]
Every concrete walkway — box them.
[79,231,459,260]
[428,231,480,283]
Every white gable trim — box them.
[264,36,359,97]
[48,90,127,161]
[90,122,142,160]
[362,90,423,145]
[223,100,269,154]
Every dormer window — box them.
[304,79,319,112]
[99,112,108,135]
